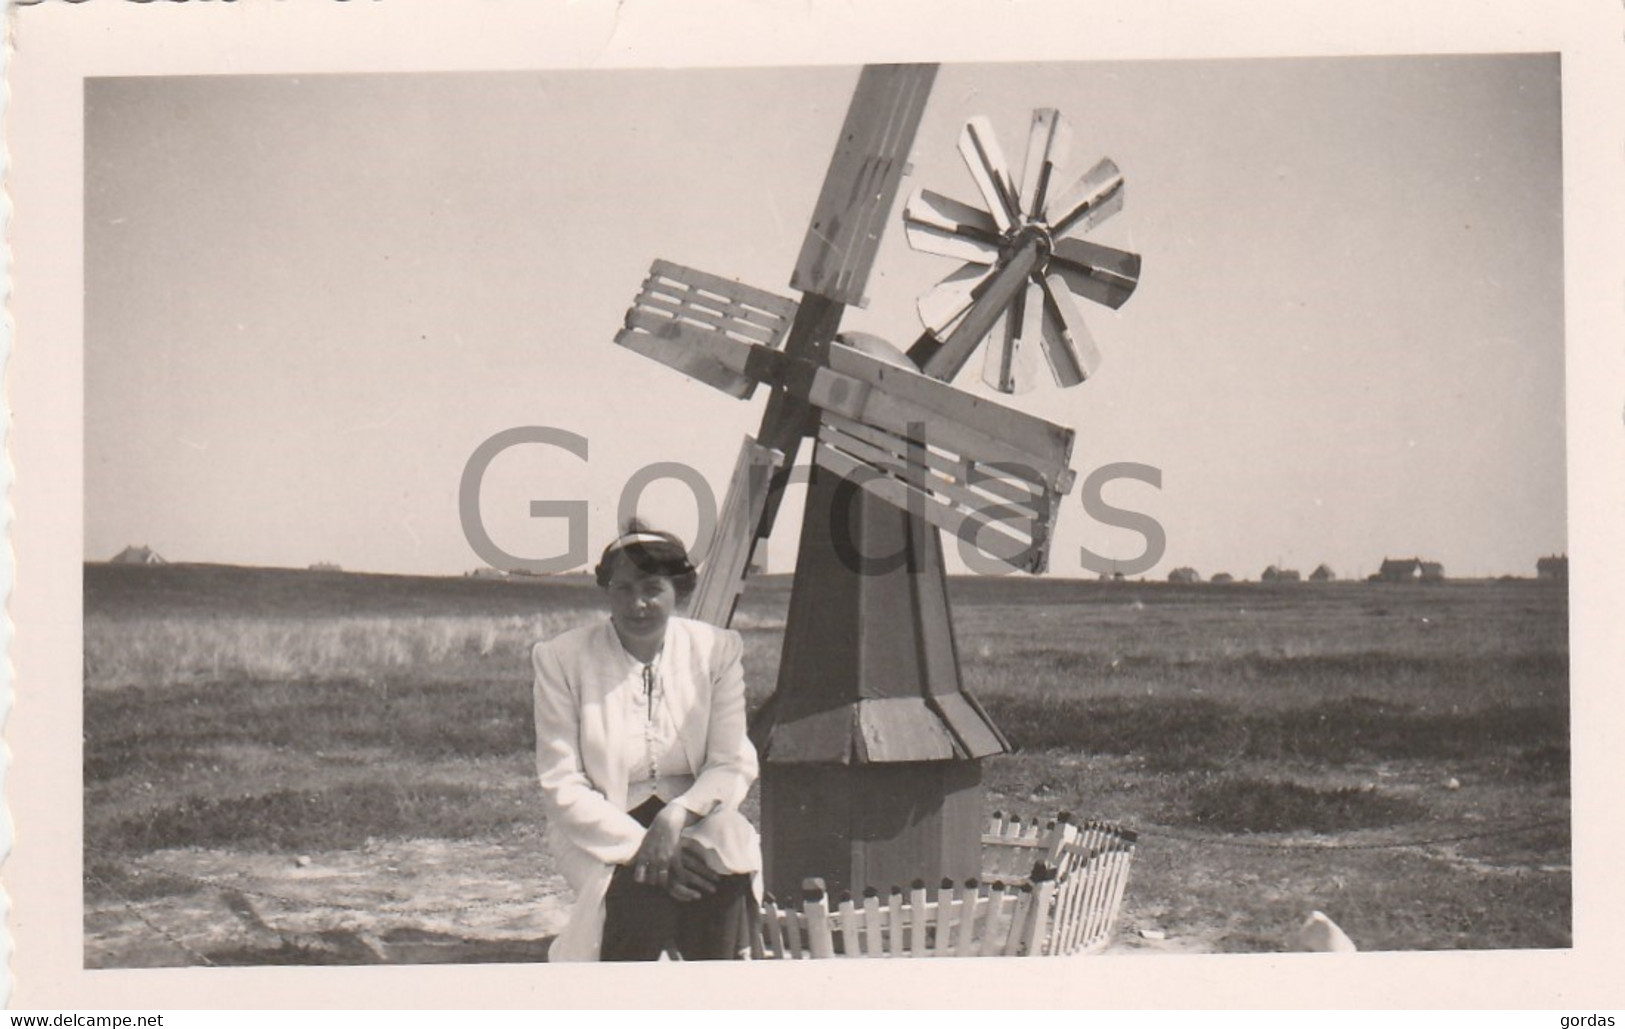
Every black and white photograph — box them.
[8,0,1625,1012]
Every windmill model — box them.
[614,65,1141,897]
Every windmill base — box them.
[759,759,983,900]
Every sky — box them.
[84,55,1566,580]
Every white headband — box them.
[607,532,675,552]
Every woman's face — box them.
[604,555,678,646]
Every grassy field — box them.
[82,563,1570,964]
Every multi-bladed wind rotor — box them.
[904,110,1142,393]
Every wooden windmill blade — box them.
[903,188,1003,265]
[614,260,800,396]
[1033,276,1090,387]
[917,261,991,338]
[981,276,1046,393]
[983,278,1043,394]
[1040,271,1104,380]
[791,64,939,306]
[959,116,1021,233]
[1017,108,1072,222]
[613,263,792,626]
[819,341,1076,491]
[1045,156,1125,239]
[812,411,1065,575]
[744,63,941,564]
[807,340,1076,574]
[984,310,1015,391]
[1049,238,1143,310]
[688,437,784,627]
[656,336,1079,573]
[983,297,1018,394]
[647,334,1075,497]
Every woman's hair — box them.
[593,519,699,602]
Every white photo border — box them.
[7,0,1624,1010]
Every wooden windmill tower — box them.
[614,65,1141,898]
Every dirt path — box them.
[87,839,574,968]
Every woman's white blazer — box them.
[531,616,760,961]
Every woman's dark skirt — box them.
[600,797,761,961]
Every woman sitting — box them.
[532,523,761,961]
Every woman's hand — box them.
[630,805,697,894]
[666,839,721,902]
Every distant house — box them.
[1261,565,1300,583]
[1373,557,1444,583]
[1168,567,1201,584]
[1309,564,1337,583]
[1536,555,1568,582]
[110,545,165,565]
[308,561,343,572]
[1210,572,1235,585]
[1374,558,1416,582]
[468,567,508,579]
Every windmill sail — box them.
[1017,108,1072,221]
[983,278,1043,394]
[903,188,1002,264]
[810,341,1075,574]
[1038,273,1101,383]
[905,111,1141,392]
[959,116,1021,232]
[688,438,784,627]
[791,64,939,306]
[615,260,799,397]
[917,261,991,337]
[1049,238,1142,310]
[1045,156,1125,239]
